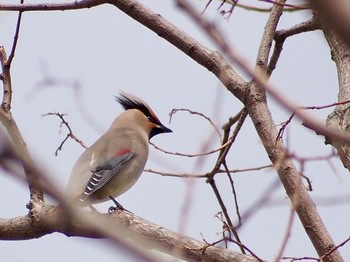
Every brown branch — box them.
[145,164,272,178]
[301,99,350,110]
[1,0,247,101]
[208,214,264,261]
[1,0,349,147]
[7,0,24,66]
[319,236,350,261]
[0,134,260,261]
[0,46,43,203]
[311,1,350,173]
[150,138,232,157]
[274,208,296,261]
[109,0,247,101]
[0,0,104,11]
[282,255,319,261]
[255,0,284,72]
[175,0,343,261]
[209,108,248,180]
[0,139,175,262]
[211,0,309,13]
[215,109,248,228]
[152,108,249,158]
[206,108,248,253]
[145,169,207,178]
[0,205,261,262]
[310,0,350,49]
[0,47,13,112]
[223,162,242,226]
[42,112,87,155]
[278,99,350,141]
[268,17,321,76]
[260,0,308,9]
[169,108,222,139]
[0,0,344,260]
[277,113,295,141]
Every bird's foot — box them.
[108,196,124,213]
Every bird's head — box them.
[116,92,172,139]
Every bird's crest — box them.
[116,92,161,125]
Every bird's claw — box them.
[108,195,125,212]
[108,206,117,213]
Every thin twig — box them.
[211,0,309,13]
[150,138,232,157]
[144,164,272,178]
[205,109,248,253]
[7,0,24,66]
[169,108,222,139]
[274,208,295,261]
[300,99,350,110]
[204,215,264,261]
[268,17,321,76]
[0,0,103,11]
[276,113,295,141]
[42,112,87,155]
[277,99,350,141]
[144,169,207,178]
[223,162,242,226]
[319,236,350,261]
[282,255,319,261]
[259,0,307,9]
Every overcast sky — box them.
[1,0,349,261]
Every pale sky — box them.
[1,0,349,261]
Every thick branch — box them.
[175,1,343,261]
[107,0,247,101]
[0,0,247,101]
[311,1,350,172]
[0,0,346,261]
[268,17,321,75]
[0,204,260,262]
[0,46,43,203]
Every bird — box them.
[65,92,172,209]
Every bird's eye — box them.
[146,115,154,122]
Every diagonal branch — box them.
[175,0,343,261]
[268,17,321,76]
[206,108,248,253]
[7,0,24,66]
[310,0,350,173]
[42,112,87,156]
[0,46,44,204]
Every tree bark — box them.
[0,204,262,262]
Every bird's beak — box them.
[158,124,172,134]
[149,123,172,139]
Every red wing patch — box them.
[115,149,132,157]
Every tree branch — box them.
[0,0,104,11]
[268,17,321,76]
[0,46,44,203]
[311,0,350,172]
[0,203,261,262]
[174,0,343,261]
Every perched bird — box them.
[66,92,172,208]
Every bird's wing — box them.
[80,150,134,202]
